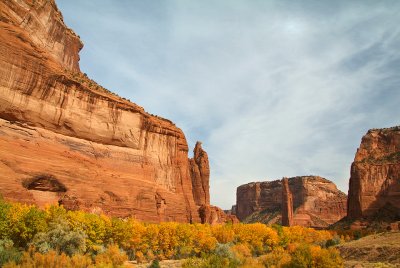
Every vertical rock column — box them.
[189,142,210,206]
[282,177,294,226]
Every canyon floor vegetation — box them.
[0,197,350,267]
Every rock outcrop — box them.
[0,0,225,223]
[347,127,400,221]
[0,0,82,72]
[281,177,293,226]
[189,142,210,206]
[236,176,347,228]
[189,142,238,224]
[199,205,239,225]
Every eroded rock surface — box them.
[0,0,226,223]
[236,176,347,228]
[0,0,82,72]
[199,205,239,225]
[347,127,400,220]
[189,142,210,206]
[281,177,293,226]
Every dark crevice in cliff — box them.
[22,174,67,192]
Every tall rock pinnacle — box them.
[282,177,294,226]
[189,142,210,206]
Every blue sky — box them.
[57,0,400,209]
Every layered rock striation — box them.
[0,0,83,72]
[0,0,226,223]
[236,176,347,228]
[347,127,400,221]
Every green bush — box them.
[324,236,341,248]
[182,244,240,268]
[30,218,86,256]
[0,197,11,239]
[148,259,160,268]
[0,239,22,266]
[214,243,235,259]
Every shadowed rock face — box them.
[347,127,400,220]
[198,205,239,225]
[22,174,67,192]
[236,180,281,221]
[0,0,219,223]
[236,176,347,228]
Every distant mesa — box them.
[234,126,400,229]
[235,176,347,228]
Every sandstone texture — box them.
[199,205,239,225]
[347,127,400,221]
[189,142,236,224]
[0,0,232,223]
[236,176,347,228]
[281,177,293,226]
[0,0,82,72]
[189,142,210,206]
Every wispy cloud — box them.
[57,0,400,209]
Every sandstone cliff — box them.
[0,0,216,223]
[189,142,210,206]
[198,205,239,225]
[188,142,238,224]
[0,0,82,72]
[347,127,400,221]
[236,176,347,228]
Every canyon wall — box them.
[236,176,347,228]
[347,127,400,220]
[0,0,218,223]
[198,205,239,225]
[0,0,82,72]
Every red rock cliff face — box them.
[347,127,400,220]
[0,0,210,222]
[236,176,347,228]
[198,205,239,225]
[189,142,210,206]
[188,142,238,224]
[0,0,83,72]
[236,180,280,221]
[281,177,293,227]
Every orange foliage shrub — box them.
[0,199,345,266]
[95,244,127,266]
[212,224,235,244]
[233,223,279,255]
